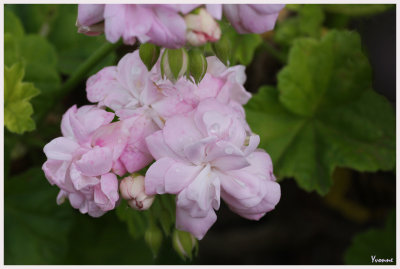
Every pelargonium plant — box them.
[42,3,284,258]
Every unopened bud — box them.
[172,229,198,260]
[184,8,221,46]
[188,49,208,84]
[139,43,161,71]
[76,20,104,36]
[160,48,189,83]
[145,225,163,257]
[212,33,231,66]
[119,175,155,210]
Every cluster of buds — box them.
[140,44,208,85]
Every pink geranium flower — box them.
[42,105,124,216]
[144,99,280,239]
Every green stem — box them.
[58,40,122,97]
[261,41,287,64]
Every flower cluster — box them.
[77,4,285,48]
[43,50,281,238]
[43,4,283,239]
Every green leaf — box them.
[215,24,262,66]
[47,5,116,76]
[5,4,58,34]
[4,63,40,134]
[116,199,149,239]
[4,168,74,264]
[278,31,370,116]
[233,33,262,66]
[245,31,395,195]
[4,9,25,38]
[344,210,395,264]
[7,34,61,122]
[275,5,324,47]
[322,4,394,17]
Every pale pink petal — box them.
[164,162,202,194]
[145,130,178,160]
[94,173,119,211]
[86,66,118,103]
[77,4,105,26]
[144,157,177,195]
[75,147,113,177]
[177,165,220,217]
[176,206,217,240]
[206,4,223,19]
[104,5,131,44]
[91,120,130,161]
[163,114,203,158]
[43,137,79,161]
[69,163,99,190]
[120,149,153,173]
[183,137,216,165]
[68,192,85,210]
[87,202,106,217]
[147,5,187,48]
[60,105,77,139]
[42,159,75,192]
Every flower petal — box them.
[164,162,202,194]
[163,114,203,158]
[75,147,113,177]
[176,206,217,240]
[145,157,177,195]
[43,137,79,161]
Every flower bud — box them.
[184,8,221,46]
[139,43,161,71]
[188,49,208,84]
[145,225,163,257]
[119,175,155,210]
[160,48,189,83]
[76,21,104,36]
[172,229,198,260]
[211,33,231,66]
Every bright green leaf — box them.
[4,168,74,264]
[344,210,395,264]
[5,33,61,122]
[4,63,40,134]
[245,31,395,195]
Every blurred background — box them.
[4,4,396,265]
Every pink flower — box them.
[144,99,280,239]
[77,4,197,48]
[184,8,221,46]
[42,105,124,217]
[223,4,285,34]
[86,51,193,127]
